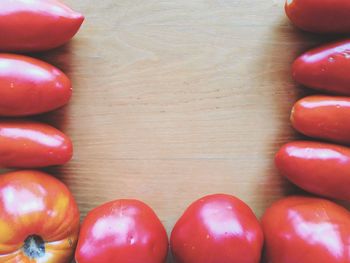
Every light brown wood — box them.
[18,0,338,261]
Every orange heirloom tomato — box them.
[0,0,84,52]
[0,121,73,168]
[293,40,350,95]
[170,194,264,263]
[285,0,350,33]
[291,95,350,144]
[0,54,72,117]
[75,199,168,263]
[262,196,350,263]
[275,141,350,201]
[0,170,80,263]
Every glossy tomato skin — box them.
[275,141,350,201]
[262,196,350,263]
[0,170,80,262]
[0,0,84,52]
[293,40,350,95]
[170,194,263,263]
[75,199,168,263]
[285,0,350,33]
[291,95,350,144]
[0,120,73,168]
[0,54,72,117]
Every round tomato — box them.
[262,196,350,263]
[275,141,350,201]
[0,120,73,168]
[170,194,263,263]
[285,0,350,33]
[0,0,84,52]
[0,54,72,117]
[0,170,80,262]
[75,199,168,263]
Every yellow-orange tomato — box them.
[0,170,80,262]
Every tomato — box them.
[275,141,350,201]
[75,199,168,263]
[285,0,350,33]
[0,0,84,52]
[0,54,72,117]
[170,194,263,263]
[293,40,350,95]
[291,95,350,144]
[0,120,73,168]
[0,170,80,262]
[262,196,350,263]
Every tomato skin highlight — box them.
[0,170,80,262]
[0,120,73,168]
[293,40,350,95]
[170,194,263,263]
[262,196,350,263]
[0,0,84,52]
[291,95,350,144]
[0,54,72,117]
[285,0,350,33]
[75,199,169,263]
[275,141,350,201]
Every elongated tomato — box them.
[0,121,72,168]
[0,0,84,52]
[291,95,350,144]
[293,40,350,95]
[0,170,80,263]
[275,141,350,201]
[285,0,350,33]
[262,196,350,263]
[0,54,72,117]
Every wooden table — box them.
[24,0,337,261]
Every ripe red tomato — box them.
[170,194,263,263]
[285,0,350,33]
[262,196,350,263]
[0,170,80,262]
[0,54,72,117]
[0,0,84,52]
[293,40,350,95]
[0,120,73,168]
[75,199,168,263]
[291,95,350,144]
[275,141,350,201]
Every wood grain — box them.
[12,0,342,261]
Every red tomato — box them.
[291,95,350,144]
[262,196,350,263]
[75,199,168,263]
[0,170,80,262]
[0,0,84,52]
[170,194,263,263]
[0,54,72,117]
[275,141,350,201]
[0,120,73,168]
[293,40,350,95]
[285,0,350,33]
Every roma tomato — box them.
[285,0,350,33]
[0,170,80,263]
[170,194,263,263]
[0,0,84,52]
[0,120,73,168]
[75,199,168,263]
[293,40,350,95]
[291,95,350,144]
[262,196,350,263]
[0,54,72,117]
[275,141,350,201]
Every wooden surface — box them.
[21,0,340,261]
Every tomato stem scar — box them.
[23,235,45,258]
